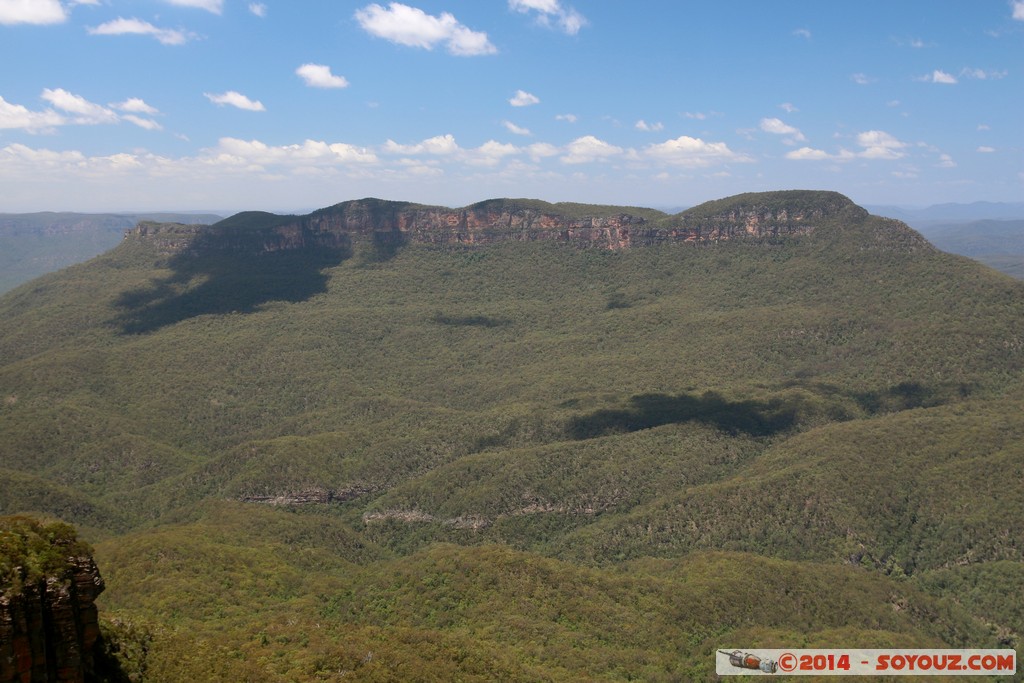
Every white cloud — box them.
[510,0,559,12]
[793,28,811,39]
[857,130,907,159]
[382,134,521,166]
[509,89,540,107]
[562,135,623,164]
[502,120,531,136]
[786,135,911,162]
[112,98,158,114]
[644,135,752,167]
[960,67,1008,80]
[937,153,956,168]
[977,146,996,153]
[785,147,833,161]
[35,94,165,131]
[0,0,65,24]
[508,0,587,35]
[296,64,350,89]
[759,117,806,141]
[249,2,266,17]
[88,17,191,45]
[122,115,163,131]
[0,144,157,184]
[0,141,403,209]
[394,160,443,177]
[40,88,119,124]
[164,0,223,14]
[0,95,64,131]
[2,143,85,166]
[382,134,459,156]
[466,140,519,166]
[683,111,708,120]
[0,91,161,132]
[1013,0,1024,20]
[920,69,958,84]
[444,24,495,56]
[209,138,378,167]
[851,73,874,85]
[977,123,991,131]
[556,8,585,35]
[555,113,577,123]
[526,142,559,161]
[204,91,265,111]
[354,3,496,56]
[778,103,798,113]
[635,120,663,132]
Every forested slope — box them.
[1,192,1021,680]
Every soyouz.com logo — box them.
[716,649,1016,676]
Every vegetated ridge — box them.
[126,190,874,253]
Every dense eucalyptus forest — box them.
[1,191,1022,681]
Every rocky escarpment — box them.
[124,190,874,255]
[238,484,376,506]
[296,198,656,249]
[0,518,105,683]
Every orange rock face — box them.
[0,558,105,683]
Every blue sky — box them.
[1,0,1021,212]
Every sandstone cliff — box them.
[125,190,875,255]
[0,518,105,683]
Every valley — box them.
[1,191,1022,681]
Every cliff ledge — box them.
[0,517,105,683]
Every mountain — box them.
[866,201,1024,224]
[121,190,852,254]
[913,219,1024,280]
[0,212,222,295]
[1,191,1022,680]
[864,204,1024,279]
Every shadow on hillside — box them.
[361,229,408,263]
[782,378,970,416]
[95,619,150,683]
[851,381,963,413]
[111,232,351,334]
[567,391,798,440]
[433,312,511,328]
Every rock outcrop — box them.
[125,190,870,256]
[0,518,105,683]
[238,484,375,506]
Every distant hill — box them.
[918,219,1024,257]
[865,203,1024,278]
[0,212,222,294]
[866,201,1024,224]
[1,191,1022,680]
[912,220,1024,279]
